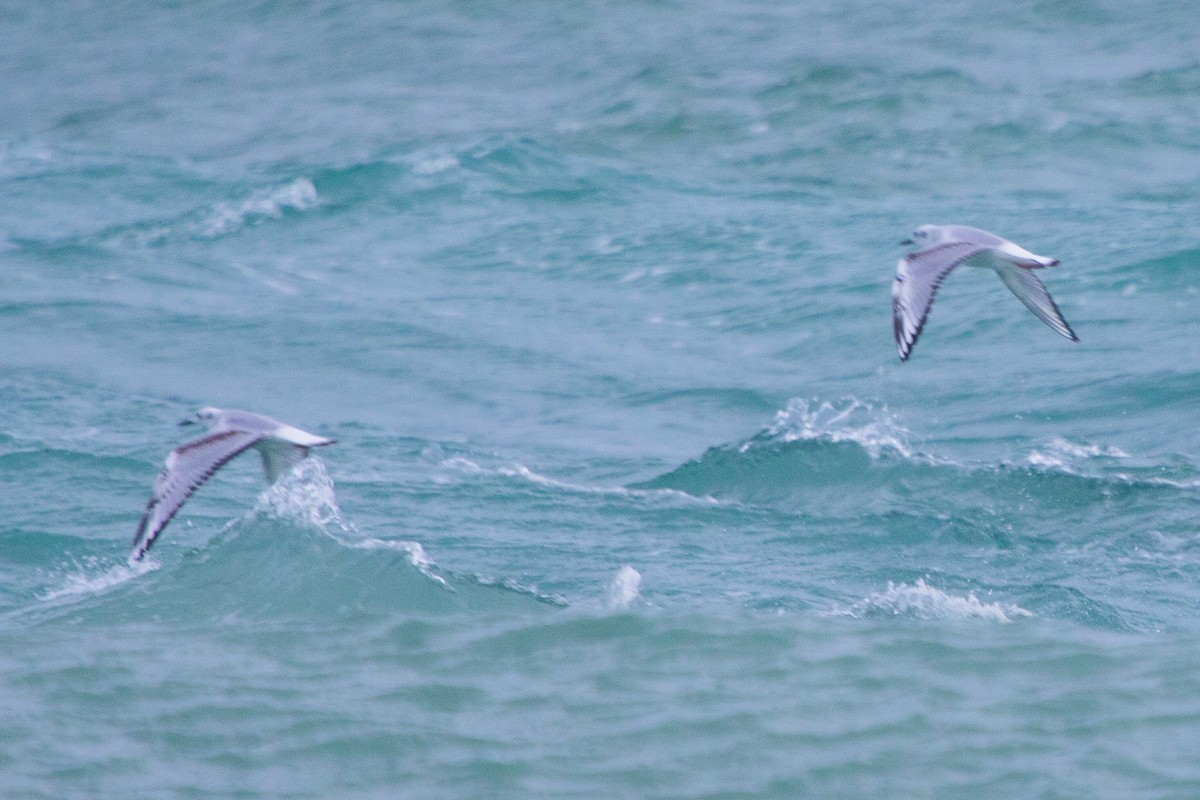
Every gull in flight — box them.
[892,224,1079,361]
[130,407,336,561]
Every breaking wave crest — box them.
[638,396,1200,514]
[19,456,558,624]
[435,454,719,506]
[760,397,916,460]
[252,456,348,530]
[606,566,643,610]
[633,396,930,506]
[99,177,320,248]
[40,556,157,603]
[198,178,319,238]
[838,579,1033,624]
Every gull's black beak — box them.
[900,238,914,246]
[178,417,197,427]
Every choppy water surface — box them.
[4,2,1200,797]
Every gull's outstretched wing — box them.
[994,263,1079,342]
[130,429,264,561]
[892,241,985,361]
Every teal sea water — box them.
[4,1,1200,796]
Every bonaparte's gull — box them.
[130,407,336,561]
[892,224,1078,361]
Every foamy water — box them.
[840,578,1034,624]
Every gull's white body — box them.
[130,407,336,561]
[892,224,1078,361]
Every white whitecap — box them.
[247,458,447,586]
[495,462,717,506]
[839,578,1032,624]
[606,566,642,609]
[434,455,715,505]
[339,537,449,588]
[41,557,157,602]
[762,397,916,460]
[436,455,487,477]
[201,178,318,237]
[252,456,347,530]
[1025,436,1129,472]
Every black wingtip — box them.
[128,528,149,563]
[130,516,148,556]
[129,535,149,563]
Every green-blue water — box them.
[4,2,1200,796]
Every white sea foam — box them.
[41,556,157,602]
[201,178,318,237]
[110,178,319,248]
[437,456,718,505]
[411,154,460,175]
[341,537,449,588]
[249,459,450,587]
[253,457,348,530]
[840,578,1033,623]
[1012,437,1200,489]
[509,462,719,505]
[434,455,487,480]
[606,566,642,609]
[1025,436,1129,471]
[758,397,915,460]
[1138,474,1200,490]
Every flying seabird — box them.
[130,407,336,561]
[892,224,1079,361]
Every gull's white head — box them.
[180,406,223,429]
[901,224,939,247]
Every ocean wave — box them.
[197,177,319,237]
[1122,62,1200,95]
[837,578,1033,624]
[9,456,556,624]
[1023,436,1130,471]
[251,456,349,531]
[249,458,452,588]
[40,556,156,603]
[759,397,915,460]
[635,396,933,506]
[98,176,320,248]
[409,153,461,176]
[639,396,1200,512]
[337,536,449,588]
[0,139,56,179]
[1015,437,1200,490]
[436,454,719,507]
